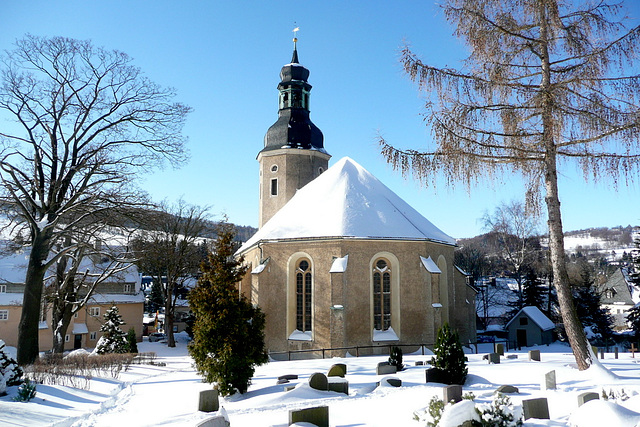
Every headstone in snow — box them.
[376,361,397,375]
[541,370,556,390]
[425,367,447,384]
[528,350,541,361]
[327,377,349,394]
[327,363,347,377]
[577,392,600,407]
[522,397,550,420]
[443,384,463,403]
[488,353,500,364]
[308,372,328,391]
[278,374,298,381]
[195,414,230,427]
[495,343,504,356]
[376,376,402,387]
[198,389,219,413]
[495,385,519,394]
[289,405,329,427]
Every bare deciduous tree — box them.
[0,35,191,364]
[131,200,210,347]
[380,0,640,369]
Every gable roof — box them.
[238,157,455,253]
[600,268,636,305]
[505,306,555,331]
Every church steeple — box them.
[262,36,325,153]
[257,34,331,228]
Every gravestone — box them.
[577,392,599,407]
[308,372,329,391]
[376,361,397,375]
[198,389,219,413]
[284,384,296,392]
[327,363,347,377]
[541,370,556,390]
[488,353,500,364]
[196,415,230,427]
[278,374,298,381]
[495,385,519,394]
[506,354,518,360]
[289,405,329,427]
[376,376,402,387]
[327,377,349,394]
[528,350,541,361]
[277,378,290,384]
[415,361,424,366]
[522,397,550,420]
[495,343,504,356]
[443,384,463,403]
[425,367,447,384]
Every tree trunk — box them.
[17,231,52,365]
[165,283,176,348]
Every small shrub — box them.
[388,346,404,371]
[0,339,23,395]
[13,379,36,402]
[429,323,468,385]
[426,395,445,427]
[475,393,523,427]
[126,328,138,354]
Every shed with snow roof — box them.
[505,306,555,348]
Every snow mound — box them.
[569,400,640,427]
[440,400,481,427]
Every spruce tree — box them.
[522,269,546,312]
[0,340,23,396]
[95,306,128,354]
[126,328,139,354]
[430,323,468,385]
[188,221,267,396]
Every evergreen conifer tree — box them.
[0,340,23,396]
[188,221,267,396]
[126,328,138,354]
[429,323,468,385]
[522,269,546,312]
[626,233,640,339]
[388,346,404,371]
[95,306,128,354]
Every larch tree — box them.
[188,221,267,396]
[380,0,640,370]
[0,35,190,364]
[131,200,210,347]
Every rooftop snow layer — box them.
[238,157,455,253]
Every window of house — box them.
[90,331,97,340]
[373,258,391,331]
[520,317,528,326]
[296,259,312,332]
[124,283,132,293]
[271,178,278,196]
[0,310,8,320]
[89,307,100,317]
[65,335,70,342]
[74,312,79,319]
[0,284,6,293]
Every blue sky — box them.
[3,1,639,238]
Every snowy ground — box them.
[2,335,640,426]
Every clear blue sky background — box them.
[3,1,639,238]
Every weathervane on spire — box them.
[293,24,299,49]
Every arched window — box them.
[373,258,391,331]
[296,259,312,332]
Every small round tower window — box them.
[318,167,324,175]
[271,165,278,173]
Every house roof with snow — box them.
[238,157,455,253]
[599,268,637,306]
[505,306,555,331]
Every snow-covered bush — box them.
[475,393,523,427]
[429,323,468,385]
[13,378,36,402]
[0,339,23,395]
[95,306,128,354]
[388,346,404,371]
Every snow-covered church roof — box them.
[238,157,455,253]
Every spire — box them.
[291,25,300,64]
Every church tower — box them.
[258,37,330,228]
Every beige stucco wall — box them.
[0,300,143,352]
[241,237,474,355]
[257,149,330,227]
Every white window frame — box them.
[65,334,70,342]
[90,331,97,340]
[0,310,8,320]
[124,283,132,293]
[89,307,100,317]
[0,284,6,293]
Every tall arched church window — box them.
[296,259,312,332]
[373,258,391,330]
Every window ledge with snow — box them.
[372,327,399,342]
[288,330,313,341]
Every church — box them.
[237,41,477,356]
